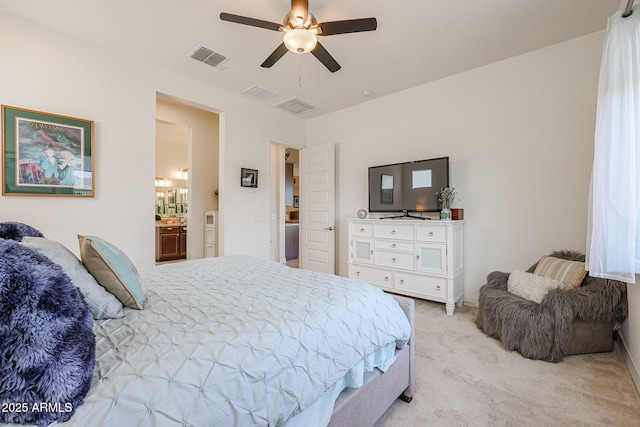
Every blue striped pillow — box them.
[78,235,145,309]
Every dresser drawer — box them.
[204,226,216,244]
[416,224,446,242]
[375,240,413,252]
[352,265,393,289]
[375,250,414,270]
[352,222,373,237]
[159,226,180,234]
[395,272,447,300]
[374,223,414,240]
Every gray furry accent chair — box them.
[476,250,628,362]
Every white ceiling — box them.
[0,0,623,118]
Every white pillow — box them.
[21,236,125,319]
[507,270,564,304]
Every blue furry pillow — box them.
[0,221,44,241]
[0,239,95,426]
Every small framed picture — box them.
[293,196,299,208]
[2,105,94,197]
[241,168,258,188]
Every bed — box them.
[0,226,415,427]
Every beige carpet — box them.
[375,299,640,427]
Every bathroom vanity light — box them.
[176,168,189,180]
[155,177,171,187]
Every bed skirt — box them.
[328,294,415,426]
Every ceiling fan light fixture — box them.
[284,28,317,54]
[220,3,376,71]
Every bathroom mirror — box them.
[167,189,176,206]
[155,187,187,216]
[156,191,166,215]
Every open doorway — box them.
[155,93,220,263]
[155,120,189,264]
[270,143,301,268]
[284,148,300,268]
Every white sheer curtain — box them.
[587,6,640,284]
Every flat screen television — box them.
[368,156,449,217]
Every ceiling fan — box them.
[220,0,377,73]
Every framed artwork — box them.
[241,168,258,188]
[293,196,299,208]
[2,105,94,197]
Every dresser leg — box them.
[446,302,456,315]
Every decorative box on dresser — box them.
[204,210,217,258]
[347,218,464,315]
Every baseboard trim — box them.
[465,295,479,307]
[619,332,640,395]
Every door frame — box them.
[155,92,223,261]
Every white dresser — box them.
[204,210,217,258]
[347,218,464,315]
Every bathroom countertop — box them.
[156,221,187,227]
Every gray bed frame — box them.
[328,294,416,427]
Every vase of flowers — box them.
[439,187,455,220]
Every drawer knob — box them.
[435,285,441,291]
[391,230,396,234]
[360,228,365,232]
[399,279,405,284]
[416,255,420,260]
[356,271,360,276]
[370,250,374,254]
[391,243,396,248]
[428,232,434,236]
[384,276,389,281]
[391,258,396,263]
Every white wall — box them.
[307,29,640,390]
[0,11,306,268]
[155,122,188,183]
[307,32,603,290]
[0,12,156,266]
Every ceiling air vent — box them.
[243,84,278,100]
[274,97,317,115]
[189,45,228,68]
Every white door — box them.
[300,143,336,274]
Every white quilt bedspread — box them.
[50,256,411,426]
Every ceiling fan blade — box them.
[261,43,289,68]
[318,18,377,35]
[311,41,341,73]
[291,0,309,22]
[220,12,282,31]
